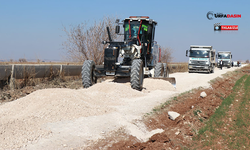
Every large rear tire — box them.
[154,63,164,77]
[81,60,96,88]
[130,59,144,91]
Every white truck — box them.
[186,45,216,73]
[216,51,232,68]
[233,61,241,67]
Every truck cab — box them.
[216,51,232,68]
[186,45,216,73]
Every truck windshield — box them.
[189,50,209,58]
[124,21,140,41]
[218,53,230,59]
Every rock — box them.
[186,131,193,136]
[175,131,180,135]
[200,92,207,98]
[168,111,180,120]
[200,113,208,119]
[150,133,170,143]
[191,105,194,109]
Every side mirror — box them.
[115,25,120,34]
[216,54,218,58]
[147,25,152,34]
[186,50,188,57]
[115,19,120,23]
[231,54,232,58]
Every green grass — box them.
[193,110,201,116]
[195,74,248,138]
[198,118,203,122]
[192,74,250,149]
[228,75,250,149]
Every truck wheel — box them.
[211,68,214,73]
[131,59,144,91]
[210,66,214,73]
[81,60,96,88]
[154,63,164,77]
[163,63,169,77]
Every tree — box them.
[246,59,249,63]
[63,16,118,64]
[19,58,27,63]
[161,46,173,63]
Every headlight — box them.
[205,61,209,64]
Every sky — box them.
[0,0,249,62]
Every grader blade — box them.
[152,77,176,88]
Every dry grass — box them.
[168,62,188,73]
[0,62,82,90]
[0,61,83,65]
[0,61,188,90]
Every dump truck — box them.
[81,16,176,91]
[186,45,216,73]
[216,51,232,68]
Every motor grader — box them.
[81,16,176,91]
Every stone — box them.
[200,92,207,98]
[168,111,180,120]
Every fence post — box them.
[9,64,15,90]
[60,65,63,74]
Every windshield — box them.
[124,21,141,41]
[218,53,230,59]
[189,50,209,58]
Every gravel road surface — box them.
[0,66,243,149]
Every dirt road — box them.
[0,66,243,149]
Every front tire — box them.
[210,65,214,73]
[81,60,96,88]
[130,59,144,91]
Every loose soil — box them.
[0,66,246,149]
[106,66,250,149]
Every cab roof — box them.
[123,16,157,25]
[217,51,232,53]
